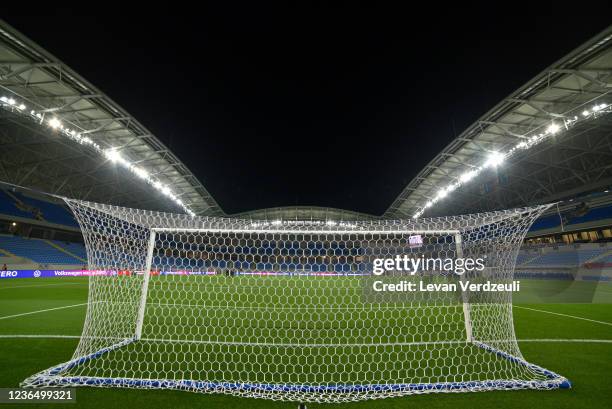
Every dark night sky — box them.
[4,9,612,215]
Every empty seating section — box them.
[515,271,574,280]
[516,252,538,265]
[530,204,612,232]
[52,240,87,259]
[0,190,32,219]
[526,251,582,267]
[518,246,610,267]
[11,191,78,227]
[0,235,84,264]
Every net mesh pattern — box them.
[22,199,569,402]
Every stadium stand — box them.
[515,242,612,282]
[515,252,540,265]
[10,191,78,227]
[52,240,87,259]
[518,245,610,268]
[514,271,574,280]
[0,189,33,219]
[0,235,85,265]
[530,203,612,232]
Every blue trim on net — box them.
[47,338,136,376]
[31,376,569,393]
[474,341,571,388]
[30,338,570,392]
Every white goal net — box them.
[22,199,570,402]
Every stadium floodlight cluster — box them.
[22,198,570,403]
[0,94,195,216]
[250,219,358,229]
[412,99,611,219]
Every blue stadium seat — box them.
[10,191,78,227]
[521,246,609,267]
[0,189,78,227]
[0,235,84,264]
[0,190,33,219]
[51,240,87,259]
[530,204,612,232]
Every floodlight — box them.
[132,167,149,179]
[547,123,560,134]
[48,117,61,129]
[459,170,477,183]
[485,151,504,168]
[104,149,122,163]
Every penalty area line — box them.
[0,303,87,321]
[514,306,612,327]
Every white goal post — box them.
[22,199,570,403]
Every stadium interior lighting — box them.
[48,117,61,129]
[131,166,149,179]
[160,186,172,196]
[104,149,122,163]
[484,151,505,168]
[459,169,478,183]
[547,122,561,135]
[412,99,611,218]
[0,93,197,216]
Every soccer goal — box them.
[22,199,570,402]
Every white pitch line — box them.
[518,338,612,343]
[0,303,87,321]
[0,282,86,290]
[0,334,80,339]
[515,305,612,327]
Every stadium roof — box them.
[2,19,611,222]
[385,25,612,219]
[0,20,223,216]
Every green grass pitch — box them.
[0,277,611,408]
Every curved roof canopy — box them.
[2,20,611,221]
[385,25,612,219]
[0,20,222,216]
